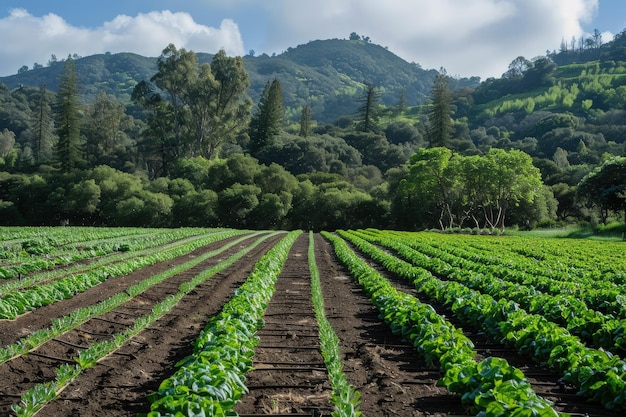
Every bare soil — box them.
[0,232,620,417]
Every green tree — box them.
[30,84,55,163]
[217,183,261,228]
[577,156,626,233]
[502,56,532,79]
[48,178,101,225]
[479,148,543,230]
[249,78,284,154]
[131,80,177,177]
[151,44,197,155]
[172,189,218,227]
[206,50,252,158]
[84,93,127,166]
[55,56,82,172]
[299,104,313,137]
[187,50,252,158]
[403,147,461,229]
[356,83,380,133]
[399,148,543,230]
[427,71,454,147]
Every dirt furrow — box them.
[235,233,333,417]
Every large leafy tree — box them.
[132,80,177,177]
[427,71,454,147]
[477,148,543,230]
[151,44,197,155]
[205,50,252,158]
[84,92,128,167]
[400,147,543,230]
[577,156,626,231]
[402,147,461,229]
[55,56,82,172]
[134,46,251,164]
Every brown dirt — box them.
[0,232,620,417]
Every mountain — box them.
[0,39,480,123]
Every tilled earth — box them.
[0,232,621,417]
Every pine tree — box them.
[427,71,454,148]
[31,84,55,163]
[299,104,313,137]
[249,78,284,154]
[55,56,82,171]
[356,83,380,133]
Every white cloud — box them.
[258,0,599,79]
[0,1,601,80]
[0,8,244,76]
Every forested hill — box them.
[2,32,626,232]
[0,38,480,123]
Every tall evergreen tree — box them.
[356,83,380,133]
[299,104,313,137]
[55,56,82,171]
[31,84,55,163]
[427,71,454,148]
[249,78,284,154]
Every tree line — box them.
[0,42,625,232]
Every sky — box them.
[1,0,625,80]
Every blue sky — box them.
[1,0,624,79]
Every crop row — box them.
[337,229,626,411]
[418,231,626,286]
[0,229,249,319]
[372,230,626,318]
[9,231,280,417]
[0,231,270,365]
[308,232,362,417]
[0,227,211,279]
[0,226,154,256]
[322,231,559,416]
[146,230,300,416]
[349,229,626,355]
[0,229,232,295]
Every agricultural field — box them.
[0,227,625,417]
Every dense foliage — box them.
[0,33,625,231]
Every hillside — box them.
[0,39,479,123]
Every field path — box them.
[235,233,333,416]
